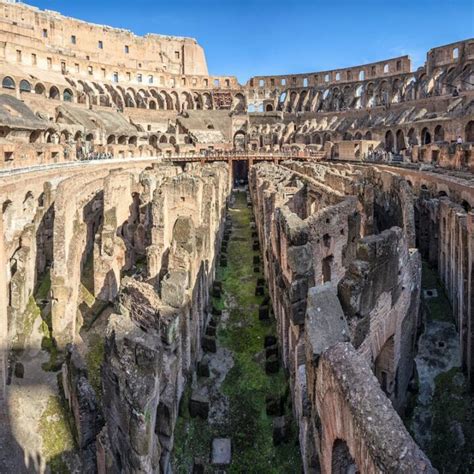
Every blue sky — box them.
[28,0,473,83]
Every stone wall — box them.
[100,163,230,472]
[249,160,430,471]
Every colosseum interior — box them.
[0,1,473,473]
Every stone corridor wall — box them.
[249,161,433,472]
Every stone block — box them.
[193,458,205,474]
[161,270,188,308]
[211,438,231,466]
[259,305,270,321]
[265,396,284,417]
[265,355,280,374]
[189,390,209,420]
[202,335,217,353]
[264,335,277,347]
[272,416,290,445]
[197,357,210,378]
[266,344,278,359]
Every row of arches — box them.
[272,63,472,114]
[1,74,247,113]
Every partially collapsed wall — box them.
[249,161,433,472]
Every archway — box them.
[465,121,474,142]
[2,76,15,90]
[395,129,405,152]
[374,336,395,397]
[385,130,394,152]
[434,124,444,142]
[421,127,431,145]
[232,160,249,185]
[233,131,246,151]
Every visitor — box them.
[457,136,463,145]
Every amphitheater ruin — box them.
[0,1,473,472]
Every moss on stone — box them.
[39,396,75,473]
[429,367,474,472]
[85,333,105,401]
[173,191,301,472]
[421,262,453,323]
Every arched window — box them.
[2,76,15,90]
[434,124,444,142]
[49,86,60,100]
[63,89,73,102]
[421,127,431,145]
[19,80,31,93]
[34,83,45,95]
[466,121,474,142]
[385,130,394,152]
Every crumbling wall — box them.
[101,163,230,473]
[250,160,429,471]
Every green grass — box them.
[173,191,301,473]
[85,333,105,401]
[421,262,453,323]
[429,368,474,472]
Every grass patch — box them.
[39,396,75,474]
[429,368,474,472]
[421,262,453,323]
[173,191,301,472]
[85,333,105,401]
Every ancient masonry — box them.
[0,0,473,472]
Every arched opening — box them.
[34,83,46,95]
[462,200,472,213]
[434,124,445,142]
[385,130,394,152]
[129,136,138,146]
[421,127,431,145]
[29,130,41,143]
[332,439,359,474]
[395,129,405,152]
[364,131,372,140]
[2,76,15,90]
[265,104,274,112]
[322,255,334,283]
[49,86,60,100]
[233,131,246,151]
[465,121,474,142]
[118,135,127,145]
[374,335,395,397]
[107,135,116,145]
[19,80,31,93]
[63,88,73,102]
[149,100,156,110]
[407,128,418,146]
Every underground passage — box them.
[0,2,473,473]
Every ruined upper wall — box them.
[0,0,208,76]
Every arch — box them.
[159,135,168,144]
[149,100,157,110]
[395,129,405,151]
[19,79,31,93]
[107,135,116,145]
[118,135,127,145]
[63,88,73,102]
[49,86,60,100]
[2,76,15,90]
[354,132,362,140]
[407,128,418,146]
[434,124,445,142]
[364,131,372,140]
[421,127,431,145]
[129,136,138,146]
[233,131,246,151]
[385,130,394,152]
[34,83,46,95]
[265,104,274,112]
[466,121,474,142]
[29,130,42,143]
[331,439,359,474]
[374,336,395,397]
